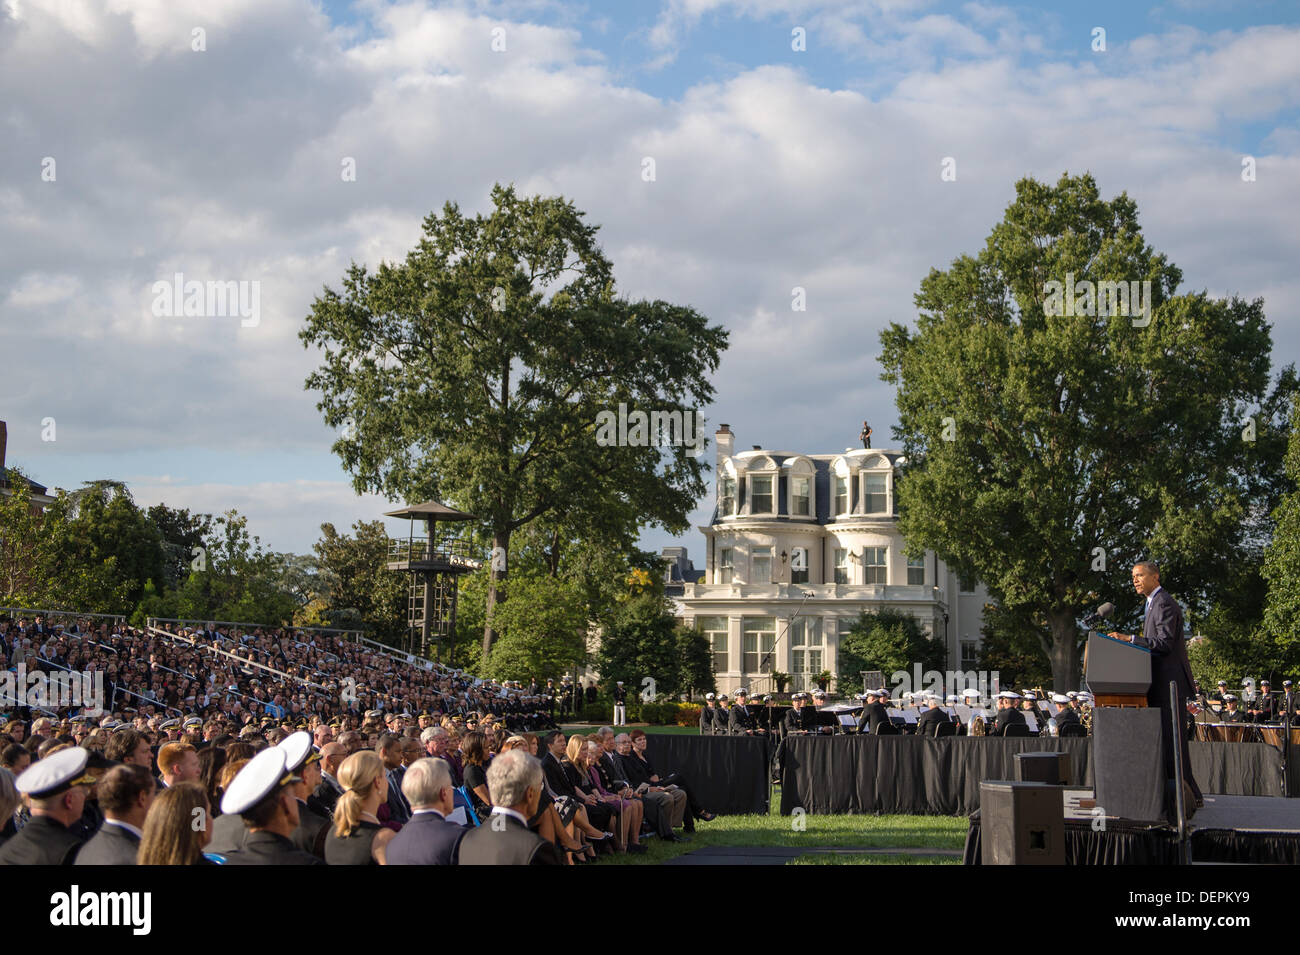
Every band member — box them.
[914,694,953,737]
[728,689,760,736]
[783,693,817,734]
[699,693,718,735]
[992,691,1027,736]
[1249,680,1277,723]
[1048,694,1079,732]
[1219,695,1245,723]
[855,689,892,735]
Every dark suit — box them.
[1053,708,1080,730]
[542,751,582,803]
[783,707,816,734]
[456,811,563,865]
[729,703,758,736]
[856,701,891,734]
[914,706,952,737]
[384,810,464,865]
[699,705,717,735]
[993,706,1027,736]
[221,829,325,865]
[1135,587,1201,802]
[206,812,249,856]
[74,820,140,865]
[292,799,330,860]
[385,767,412,825]
[314,775,343,816]
[1220,707,1245,723]
[0,815,85,865]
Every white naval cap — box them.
[945,695,958,704]
[705,692,716,700]
[961,688,981,698]
[220,747,299,816]
[997,690,1021,699]
[277,731,320,774]
[1051,693,1071,704]
[16,746,98,797]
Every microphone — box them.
[1081,602,1116,629]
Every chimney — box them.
[715,423,734,472]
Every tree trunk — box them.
[1048,609,1081,691]
[481,528,509,661]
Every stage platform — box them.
[964,792,1300,865]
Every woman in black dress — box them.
[324,750,395,865]
[460,731,492,822]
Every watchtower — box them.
[383,500,480,662]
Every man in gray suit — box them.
[1109,560,1203,812]
[385,758,465,865]
[75,764,155,865]
[456,751,562,865]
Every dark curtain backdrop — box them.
[781,736,1282,816]
[646,735,770,815]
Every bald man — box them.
[313,742,347,815]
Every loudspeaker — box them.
[1093,706,1165,822]
[980,781,1066,865]
[1014,751,1072,785]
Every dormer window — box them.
[864,473,888,513]
[834,476,849,516]
[750,475,773,514]
[791,476,810,516]
[719,476,736,516]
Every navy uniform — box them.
[0,748,97,866]
[993,692,1028,736]
[279,732,330,859]
[856,692,892,734]
[1219,696,1245,723]
[728,691,759,735]
[914,698,953,737]
[699,694,718,735]
[783,693,818,734]
[218,746,324,866]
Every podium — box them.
[1083,631,1151,707]
[1085,631,1164,820]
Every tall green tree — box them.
[146,504,214,589]
[481,568,588,683]
[1262,399,1300,671]
[879,172,1290,689]
[313,520,407,646]
[596,591,688,700]
[976,603,1054,690]
[300,184,727,662]
[837,609,947,693]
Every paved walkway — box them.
[663,845,964,865]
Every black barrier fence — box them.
[645,734,771,815]
[779,736,1287,815]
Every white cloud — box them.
[1,0,1296,559]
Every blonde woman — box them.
[0,767,19,849]
[138,782,214,865]
[324,750,396,865]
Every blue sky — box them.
[2,0,1298,561]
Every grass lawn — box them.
[555,724,968,865]
[589,789,969,866]
[787,852,963,866]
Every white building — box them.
[664,423,991,696]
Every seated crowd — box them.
[0,612,713,866]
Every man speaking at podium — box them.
[1108,561,1204,812]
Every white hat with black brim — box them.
[220,747,300,816]
[16,747,98,798]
